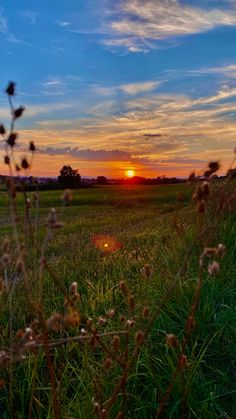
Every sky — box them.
[0,0,236,178]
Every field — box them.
[0,183,235,418]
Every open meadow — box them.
[0,182,235,418]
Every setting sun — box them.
[125,169,135,178]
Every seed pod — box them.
[29,141,36,152]
[14,106,25,119]
[166,333,179,348]
[112,335,120,351]
[0,125,5,135]
[103,357,112,369]
[197,200,205,213]
[136,330,145,345]
[128,294,135,310]
[21,158,29,170]
[4,155,10,165]
[208,261,220,276]
[142,306,150,318]
[6,82,15,96]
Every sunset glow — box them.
[0,1,236,178]
[125,170,136,178]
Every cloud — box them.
[56,20,72,27]
[94,80,161,96]
[0,8,30,45]
[0,10,8,34]
[41,77,66,96]
[120,81,160,95]
[143,133,163,138]
[102,0,236,52]
[19,10,38,25]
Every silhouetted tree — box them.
[58,165,81,188]
[97,176,108,185]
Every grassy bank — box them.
[0,183,235,418]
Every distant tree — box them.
[227,168,236,179]
[58,165,81,188]
[97,176,108,185]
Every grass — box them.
[0,182,235,418]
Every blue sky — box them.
[1,0,236,177]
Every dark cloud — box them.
[143,133,163,138]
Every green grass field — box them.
[0,183,235,418]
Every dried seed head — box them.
[14,106,25,119]
[1,253,11,267]
[119,280,128,294]
[98,316,107,326]
[106,308,115,318]
[21,157,29,170]
[16,257,24,274]
[24,328,34,341]
[87,317,93,327]
[103,357,112,369]
[208,261,220,276]
[141,264,153,279]
[112,335,120,351]
[63,311,80,328]
[197,200,205,213]
[46,313,61,333]
[128,294,135,310]
[0,124,6,135]
[202,181,210,196]
[203,247,217,257]
[71,292,80,302]
[70,281,78,295]
[179,354,188,369]
[4,155,10,165]
[29,141,36,152]
[126,319,136,328]
[187,315,196,331]
[61,189,72,204]
[100,408,107,419]
[166,333,179,348]
[142,306,150,318]
[93,401,100,412]
[217,243,226,258]
[6,81,15,96]
[135,330,145,345]
[7,132,17,147]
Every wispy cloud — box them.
[19,10,39,25]
[102,0,236,52]
[0,9,8,35]
[94,80,161,96]
[56,20,72,28]
[0,8,30,45]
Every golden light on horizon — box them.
[125,169,135,178]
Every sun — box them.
[125,169,135,178]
